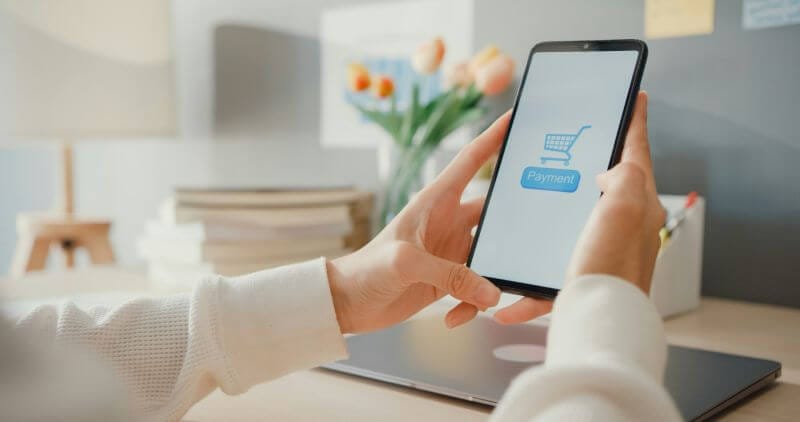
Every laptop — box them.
[324,315,781,421]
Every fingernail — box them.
[444,314,455,329]
[475,283,500,307]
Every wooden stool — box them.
[10,213,115,277]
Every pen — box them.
[659,191,698,248]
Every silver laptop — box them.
[324,315,780,421]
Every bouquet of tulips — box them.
[346,37,515,227]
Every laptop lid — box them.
[324,315,780,421]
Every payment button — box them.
[520,166,581,193]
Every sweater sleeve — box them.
[490,275,682,422]
[14,258,348,421]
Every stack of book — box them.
[137,187,373,289]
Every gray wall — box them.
[476,0,799,307]
[214,25,321,140]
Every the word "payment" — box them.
[520,166,581,193]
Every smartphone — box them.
[466,39,648,299]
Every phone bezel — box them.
[465,39,649,300]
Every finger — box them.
[445,301,479,328]
[401,246,501,308]
[460,195,486,228]
[619,91,652,175]
[493,297,553,325]
[433,111,511,195]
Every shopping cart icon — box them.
[540,125,591,166]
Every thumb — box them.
[401,247,501,309]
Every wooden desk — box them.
[3,269,799,420]
[184,298,800,421]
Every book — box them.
[174,187,368,208]
[144,219,352,243]
[159,199,351,227]
[137,235,345,264]
[140,187,374,289]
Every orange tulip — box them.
[371,75,394,98]
[475,54,514,96]
[347,63,371,92]
[412,37,446,75]
[445,61,473,88]
[468,45,500,75]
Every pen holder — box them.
[650,194,706,319]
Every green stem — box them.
[380,145,415,225]
[392,143,435,213]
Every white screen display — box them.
[470,50,639,290]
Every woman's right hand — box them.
[495,91,665,324]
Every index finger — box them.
[433,110,511,195]
[400,246,501,309]
[619,91,652,176]
[493,296,553,324]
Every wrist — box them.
[326,257,354,334]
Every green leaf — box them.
[417,91,451,127]
[418,90,461,143]
[438,106,487,140]
[425,85,486,143]
[419,91,467,148]
[399,84,420,147]
[354,103,403,143]
[461,84,484,109]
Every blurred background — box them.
[0,0,798,308]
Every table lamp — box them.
[0,1,175,276]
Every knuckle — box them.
[447,265,470,294]
[615,163,647,188]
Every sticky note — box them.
[743,0,800,30]
[645,0,716,39]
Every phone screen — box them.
[469,49,640,292]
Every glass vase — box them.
[379,143,436,228]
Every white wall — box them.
[0,0,394,273]
[0,146,58,273]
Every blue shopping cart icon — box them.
[520,124,590,193]
[540,125,591,166]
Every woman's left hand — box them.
[327,112,553,334]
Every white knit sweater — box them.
[9,258,681,421]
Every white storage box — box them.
[650,194,706,318]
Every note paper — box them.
[645,0,716,39]
[743,0,800,30]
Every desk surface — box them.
[185,297,800,422]
[3,268,800,421]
